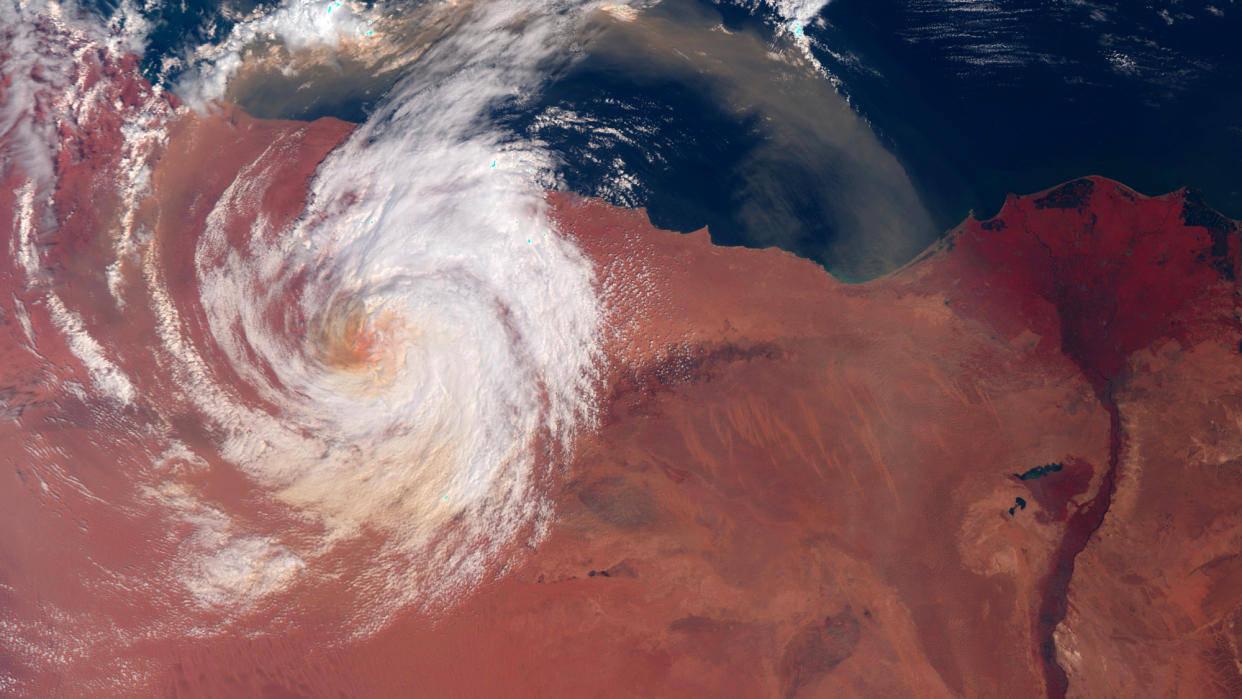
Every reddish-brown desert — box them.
[4,4,1242,698]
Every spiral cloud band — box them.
[180,0,606,616]
[1,0,607,645]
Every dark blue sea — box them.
[95,0,1242,279]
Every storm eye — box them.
[309,298,410,386]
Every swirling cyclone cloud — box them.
[169,0,606,619]
[0,0,606,672]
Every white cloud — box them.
[145,0,608,626]
[176,0,376,106]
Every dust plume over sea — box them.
[1,0,936,692]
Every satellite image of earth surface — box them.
[3,0,1242,696]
